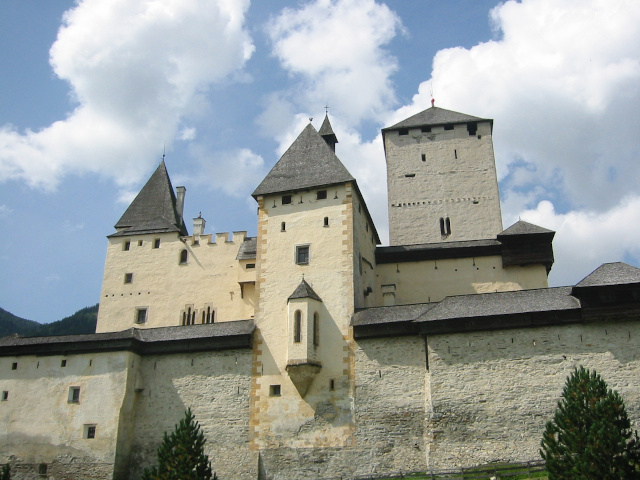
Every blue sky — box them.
[1,0,639,323]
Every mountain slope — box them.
[0,304,98,337]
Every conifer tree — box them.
[142,408,216,480]
[541,366,640,479]
[0,464,9,480]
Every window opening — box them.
[323,217,329,227]
[153,238,160,248]
[398,128,408,136]
[295,245,310,265]
[404,173,415,178]
[136,308,147,324]
[281,222,286,232]
[246,263,255,269]
[316,190,327,200]
[444,124,454,131]
[123,241,130,251]
[467,122,477,135]
[39,464,47,476]
[421,154,426,162]
[454,149,457,159]
[202,311,206,324]
[138,240,143,246]
[11,362,17,370]
[69,387,81,403]
[84,425,96,439]
[1,391,8,401]
[179,249,188,264]
[313,312,319,347]
[124,273,133,284]
[440,217,452,236]
[61,359,67,367]
[282,195,292,205]
[294,310,302,343]
[329,379,335,391]
[269,385,281,397]
[421,126,431,133]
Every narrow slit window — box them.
[421,154,426,162]
[153,238,161,248]
[179,249,188,264]
[294,310,302,343]
[61,359,67,367]
[313,312,319,347]
[440,217,451,236]
[138,240,143,247]
[281,222,286,232]
[454,149,457,159]
[324,217,329,227]
[123,241,130,251]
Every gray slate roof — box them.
[352,303,435,326]
[289,279,323,302]
[236,237,257,260]
[575,262,640,288]
[382,106,490,132]
[252,123,355,197]
[417,287,579,323]
[499,220,554,236]
[112,161,188,237]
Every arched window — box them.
[313,312,319,347]
[440,217,451,236]
[179,249,188,264]
[294,310,302,343]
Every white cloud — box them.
[266,0,403,125]
[186,147,267,199]
[519,197,640,286]
[179,127,197,141]
[0,0,254,190]
[0,205,12,218]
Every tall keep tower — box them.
[382,106,503,245]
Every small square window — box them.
[421,126,431,133]
[11,362,17,370]
[123,241,130,251]
[84,424,96,439]
[124,273,133,284]
[282,195,292,205]
[153,238,161,248]
[61,359,67,367]
[329,379,335,391]
[316,190,327,200]
[136,308,147,324]
[398,128,409,136]
[269,385,281,397]
[138,240,143,247]
[69,387,81,403]
[1,391,8,401]
[295,245,310,265]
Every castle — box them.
[2,106,640,480]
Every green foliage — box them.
[0,464,10,480]
[540,366,640,479]
[0,304,97,337]
[142,408,216,480]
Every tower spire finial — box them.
[325,104,329,115]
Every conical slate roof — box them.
[575,262,640,288]
[382,106,491,132]
[318,114,338,141]
[112,161,188,237]
[498,220,554,236]
[288,279,323,302]
[252,123,354,197]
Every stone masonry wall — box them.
[128,348,256,480]
[427,319,640,470]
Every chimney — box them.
[176,186,186,222]
[193,213,206,236]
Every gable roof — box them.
[382,106,491,132]
[499,220,554,236]
[111,161,188,237]
[252,123,355,197]
[288,278,323,302]
[574,262,640,288]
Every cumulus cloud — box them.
[266,0,403,126]
[0,0,254,190]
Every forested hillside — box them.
[0,304,98,337]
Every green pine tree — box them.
[0,464,10,480]
[142,408,216,480]
[541,366,640,479]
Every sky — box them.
[1,0,639,323]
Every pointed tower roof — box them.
[288,279,323,302]
[252,123,354,197]
[382,106,491,132]
[318,114,338,151]
[111,161,188,237]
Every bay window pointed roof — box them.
[252,123,354,197]
[111,161,188,237]
[288,279,323,302]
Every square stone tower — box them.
[383,106,503,245]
